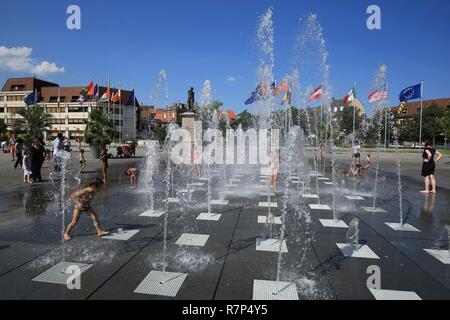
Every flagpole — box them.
[418,80,424,149]
[133,86,136,140]
[58,87,61,133]
[352,83,357,147]
[384,82,389,150]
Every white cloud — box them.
[0,45,65,76]
[33,61,65,75]
[227,76,236,82]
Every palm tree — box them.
[14,107,52,141]
[84,109,116,150]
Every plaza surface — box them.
[0,148,449,300]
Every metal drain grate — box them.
[140,210,165,218]
[253,280,299,300]
[196,213,222,221]
[309,204,331,210]
[175,233,209,247]
[256,238,288,253]
[32,262,92,285]
[336,243,380,259]
[319,219,349,228]
[102,229,140,241]
[134,271,187,297]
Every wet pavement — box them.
[0,149,449,300]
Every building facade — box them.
[0,77,138,142]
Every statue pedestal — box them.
[180,112,196,143]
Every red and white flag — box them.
[308,84,323,101]
[368,87,388,103]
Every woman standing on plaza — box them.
[31,139,46,182]
[420,141,443,194]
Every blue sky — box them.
[1,0,449,115]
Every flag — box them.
[23,92,36,106]
[368,86,388,103]
[277,81,287,95]
[344,86,357,105]
[399,83,422,102]
[77,95,84,105]
[80,87,88,101]
[308,84,323,101]
[87,81,95,96]
[99,86,110,103]
[271,81,277,95]
[281,89,292,106]
[244,84,264,105]
[111,89,121,103]
[94,84,99,98]
[126,90,135,106]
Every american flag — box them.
[368,86,388,103]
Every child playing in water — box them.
[364,153,372,170]
[63,178,109,241]
[79,149,87,172]
[125,167,140,189]
[270,149,280,192]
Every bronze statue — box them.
[187,87,195,111]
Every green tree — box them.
[334,106,364,138]
[14,106,52,141]
[154,126,167,144]
[0,119,7,140]
[442,109,450,142]
[419,103,445,145]
[232,110,253,131]
[84,109,116,149]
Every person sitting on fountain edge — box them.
[64,178,109,241]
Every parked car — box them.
[410,142,424,149]
[389,143,404,149]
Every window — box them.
[7,95,24,102]
[0,108,4,113]
[0,96,4,101]
[46,107,65,113]
[68,106,88,113]
[402,109,407,114]
[68,119,84,124]
[71,96,79,102]
[49,96,58,103]
[7,107,21,113]
[60,96,66,103]
[9,84,26,91]
[49,119,64,124]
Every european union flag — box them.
[23,91,36,106]
[126,90,135,106]
[244,84,263,105]
[399,83,422,102]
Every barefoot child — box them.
[64,178,109,241]
[22,150,32,183]
[125,167,140,188]
[79,149,86,172]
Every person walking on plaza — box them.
[9,134,16,161]
[63,178,109,241]
[420,141,443,194]
[79,149,87,172]
[53,133,64,156]
[351,140,361,165]
[13,138,23,169]
[22,150,32,184]
[100,147,109,183]
[63,136,71,152]
[31,139,45,182]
